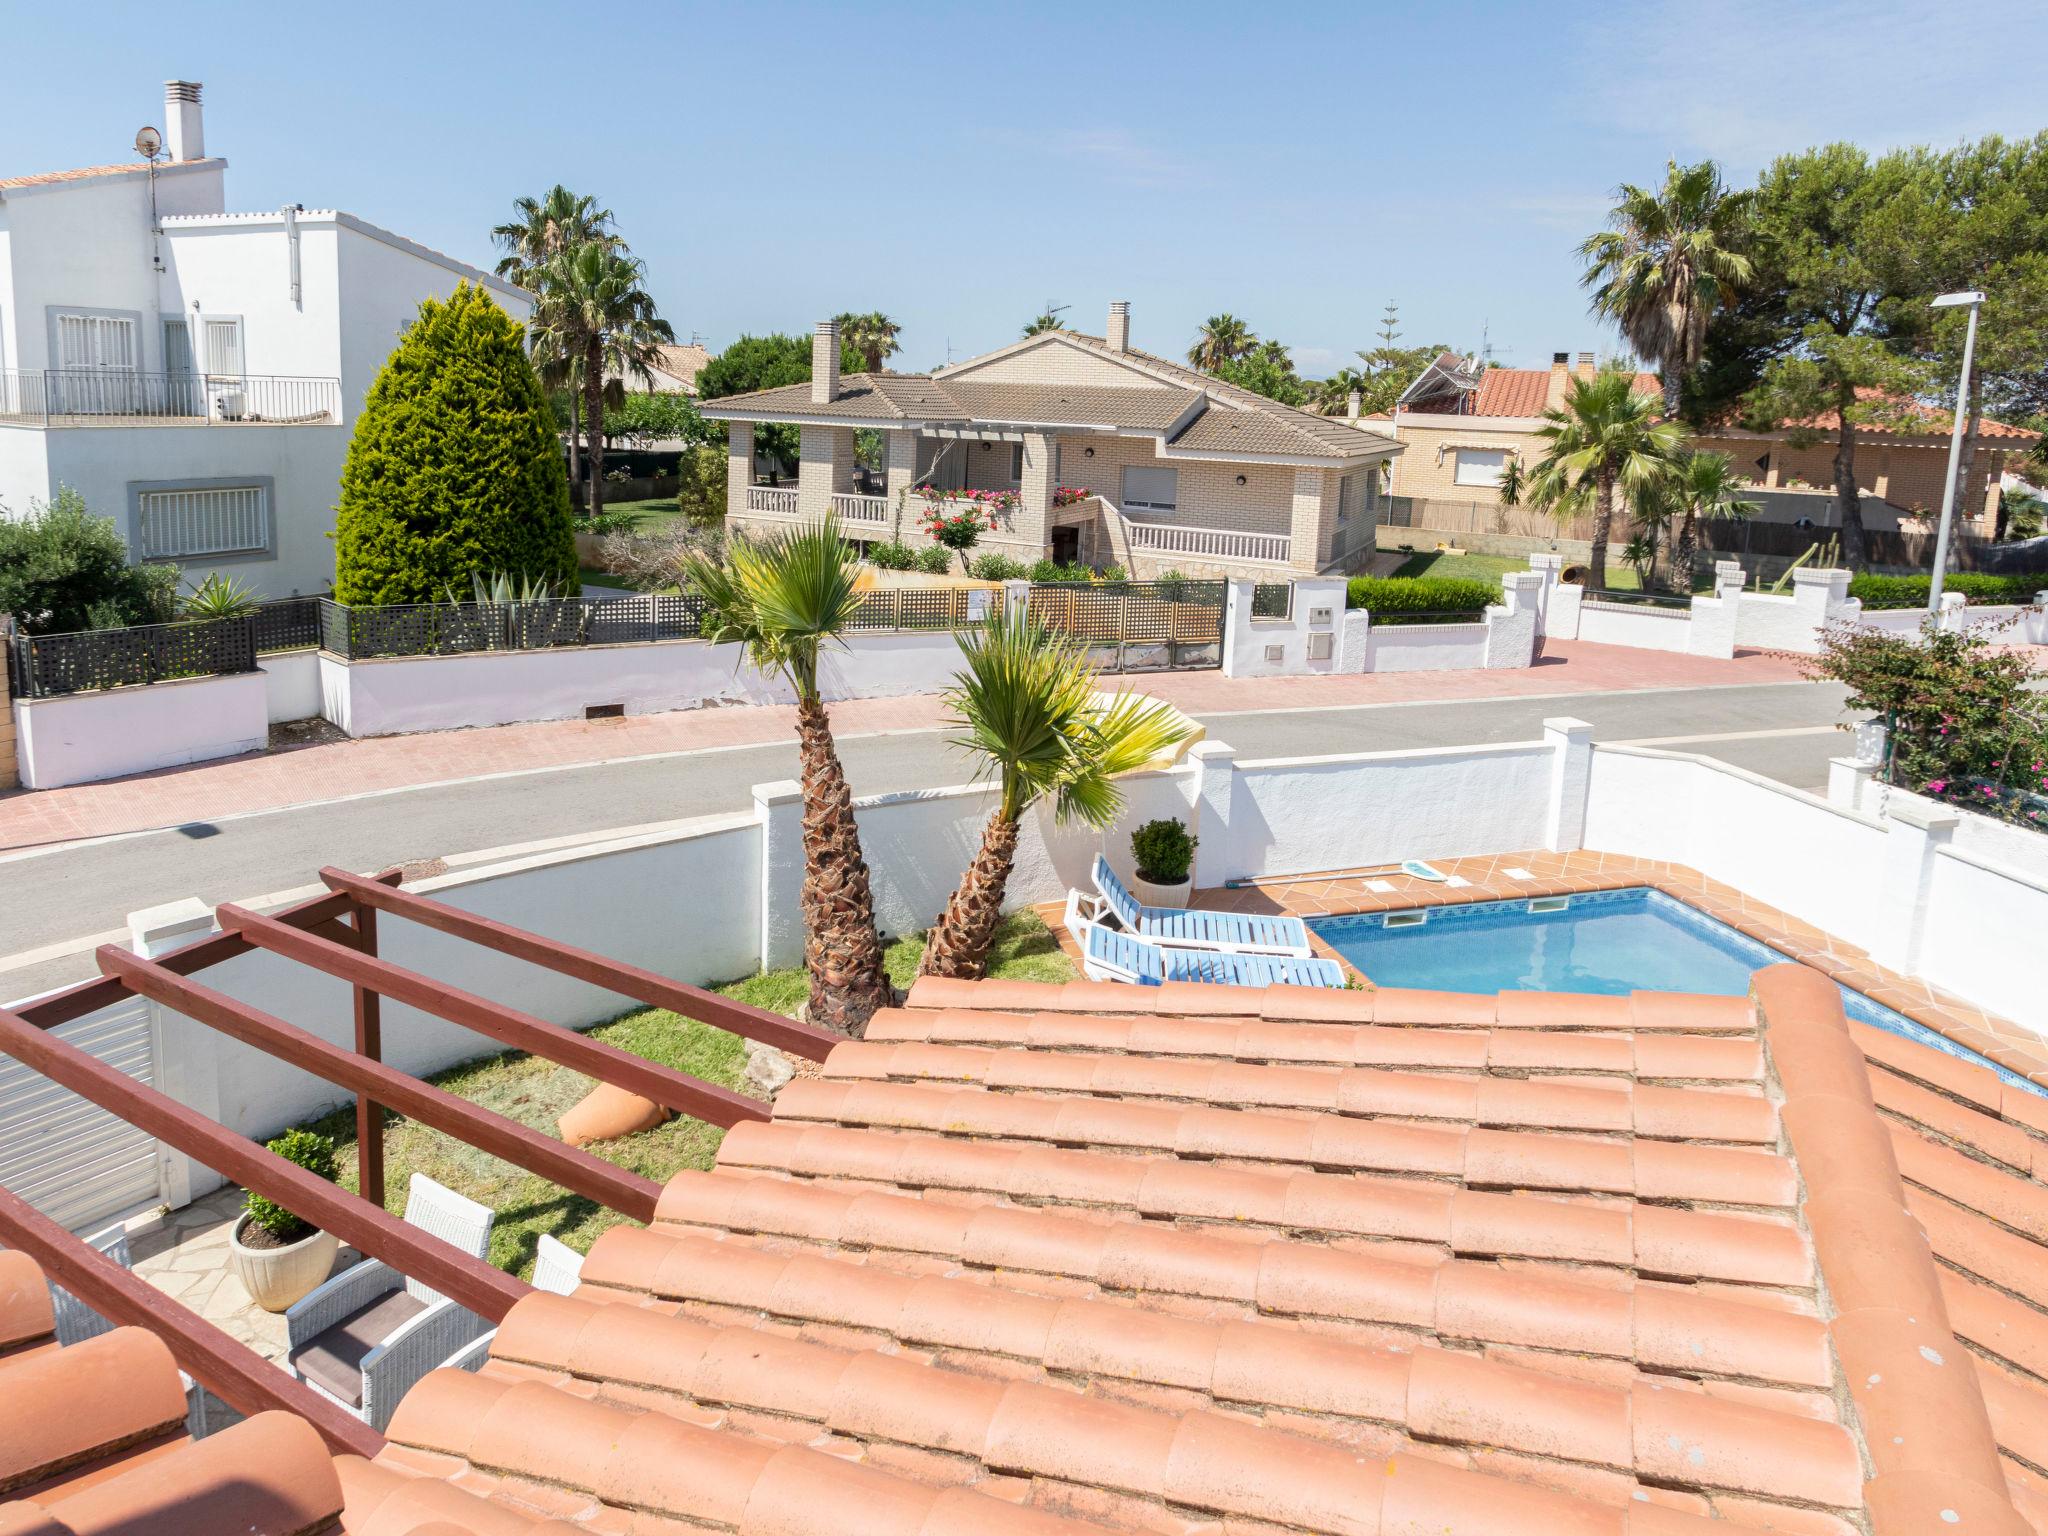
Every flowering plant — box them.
[1051,486,1092,508]
[919,496,997,552]
[918,485,1020,515]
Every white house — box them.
[0,80,534,600]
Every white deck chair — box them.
[1075,855,1312,957]
[1072,909,1346,989]
[441,1232,585,1375]
[53,1223,212,1436]
[284,1173,496,1432]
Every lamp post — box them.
[1926,290,1986,615]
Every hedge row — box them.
[1345,576,1499,614]
[1848,572,2048,610]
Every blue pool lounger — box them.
[1080,919,1347,989]
[1072,855,1313,958]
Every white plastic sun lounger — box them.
[1078,918,1346,989]
[1074,854,1312,957]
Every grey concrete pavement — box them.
[2,680,1854,998]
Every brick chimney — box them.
[1106,301,1131,353]
[1575,350,1596,379]
[1547,352,1571,409]
[812,320,840,404]
[164,80,204,161]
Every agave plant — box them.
[681,517,893,1033]
[919,606,1193,980]
[182,572,259,621]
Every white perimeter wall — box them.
[258,650,321,723]
[1577,603,1693,654]
[1364,623,1490,672]
[13,671,267,790]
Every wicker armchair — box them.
[441,1232,583,1374]
[284,1174,496,1432]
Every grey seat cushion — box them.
[287,1289,429,1408]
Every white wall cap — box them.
[1187,739,1237,763]
[1887,798,1961,832]
[752,779,805,808]
[1542,716,1595,738]
[127,896,216,952]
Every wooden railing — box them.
[829,492,890,525]
[745,484,798,515]
[1124,518,1291,566]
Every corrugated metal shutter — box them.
[0,1001,162,1231]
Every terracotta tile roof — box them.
[1469,367,1556,417]
[650,342,708,389]
[0,158,223,191]
[1719,387,2040,443]
[8,963,2048,1535]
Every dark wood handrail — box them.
[15,872,404,1032]
[0,1003,527,1324]
[318,865,839,1063]
[97,948,662,1222]
[214,903,768,1129]
[0,1185,385,1461]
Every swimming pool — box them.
[1310,886,2043,1097]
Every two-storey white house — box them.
[0,81,533,599]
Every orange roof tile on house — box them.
[1722,385,2039,442]
[0,158,224,191]
[4,964,2047,1535]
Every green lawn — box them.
[309,910,1072,1278]
[591,495,689,531]
[1390,549,1644,591]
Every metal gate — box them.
[1025,579,1225,671]
[0,998,162,1230]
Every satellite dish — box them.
[134,126,163,159]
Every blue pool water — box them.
[1310,886,2044,1097]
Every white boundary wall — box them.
[11,672,268,789]
[1827,758,2048,884]
[34,723,2048,1210]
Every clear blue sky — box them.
[10,0,2045,378]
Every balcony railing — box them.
[745,484,799,515]
[830,492,890,525]
[0,369,341,426]
[1124,518,1291,566]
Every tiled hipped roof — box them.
[4,965,2047,1535]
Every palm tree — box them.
[530,244,675,517]
[1188,314,1256,372]
[494,187,621,488]
[919,608,1192,980]
[1579,160,1754,411]
[1314,367,1373,416]
[1022,310,1070,337]
[680,519,893,1033]
[1665,449,1761,590]
[833,312,901,373]
[1497,455,1526,508]
[1528,370,1688,588]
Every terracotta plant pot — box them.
[229,1213,338,1313]
[1132,874,1191,910]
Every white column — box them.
[1485,572,1541,668]
[1188,740,1238,889]
[1869,799,1959,975]
[725,422,753,523]
[1219,579,1258,677]
[2031,593,2048,646]
[1826,755,1877,813]
[1341,608,1371,673]
[128,897,225,1208]
[1937,591,1968,633]
[1543,717,1594,852]
[752,780,806,971]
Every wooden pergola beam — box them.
[0,1002,527,1323]
[214,903,769,1129]
[97,947,662,1222]
[317,866,838,1062]
[0,1184,386,1461]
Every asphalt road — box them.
[1,679,1854,998]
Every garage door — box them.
[0,1000,162,1231]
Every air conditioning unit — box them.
[1263,644,1285,664]
[210,388,247,421]
[1307,632,1334,661]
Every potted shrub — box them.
[1129,817,1198,909]
[228,1128,341,1312]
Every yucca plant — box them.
[182,572,259,621]
[682,517,893,1033]
[919,606,1193,980]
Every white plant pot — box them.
[1131,874,1191,910]
[229,1213,339,1313]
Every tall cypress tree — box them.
[335,283,576,603]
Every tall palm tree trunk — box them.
[918,812,1019,980]
[1590,466,1616,588]
[1830,400,1868,571]
[583,337,607,520]
[794,696,893,1034]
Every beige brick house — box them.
[1382,351,2029,535]
[698,303,1401,577]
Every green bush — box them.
[1847,572,2047,610]
[868,541,917,570]
[1097,563,1127,582]
[1028,559,1096,583]
[1130,817,1197,884]
[1345,575,1498,614]
[969,553,1028,581]
[0,487,179,633]
[242,1128,338,1245]
[334,283,576,604]
[914,545,955,574]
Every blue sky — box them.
[10,0,2046,378]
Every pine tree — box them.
[334,283,576,604]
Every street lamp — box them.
[1926,290,1986,614]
